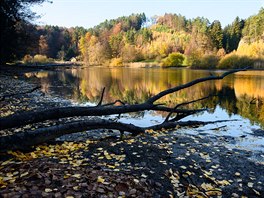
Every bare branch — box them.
[164,95,214,122]
[146,68,248,104]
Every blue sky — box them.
[32,0,264,28]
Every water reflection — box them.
[25,67,264,127]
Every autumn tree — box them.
[157,13,187,32]
[109,33,124,58]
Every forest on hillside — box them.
[1,2,264,69]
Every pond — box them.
[25,67,264,153]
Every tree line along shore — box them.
[1,1,264,69]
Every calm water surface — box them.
[26,67,264,153]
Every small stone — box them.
[231,193,239,198]
[55,192,62,198]
[129,189,137,195]
[96,188,105,193]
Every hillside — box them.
[3,9,264,69]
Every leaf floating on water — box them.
[235,172,241,176]
[247,182,253,188]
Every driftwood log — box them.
[0,68,247,151]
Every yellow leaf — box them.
[1,159,12,166]
[0,177,7,186]
[30,152,38,158]
[97,176,105,183]
[206,190,222,196]
[72,174,81,179]
[218,180,231,186]
[20,172,29,177]
[201,183,214,191]
[107,165,115,169]
[186,171,192,176]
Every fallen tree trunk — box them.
[0,119,236,151]
[0,68,247,151]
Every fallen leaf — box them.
[44,188,52,193]
[97,176,105,183]
[20,172,29,177]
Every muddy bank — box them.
[0,65,263,197]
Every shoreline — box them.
[2,61,264,72]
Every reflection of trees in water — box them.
[236,95,264,127]
[218,86,238,115]
[34,68,264,127]
[217,86,264,127]
[33,71,82,101]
